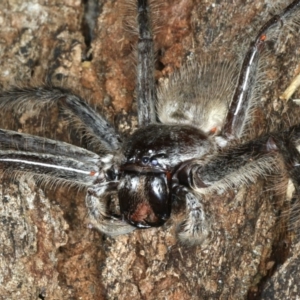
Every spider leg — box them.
[0,129,133,236]
[272,126,300,194]
[173,125,300,242]
[136,0,156,126]
[175,132,288,193]
[222,0,300,140]
[172,186,210,245]
[0,86,121,154]
[0,129,105,186]
[183,127,300,196]
[86,183,135,236]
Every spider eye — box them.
[142,156,149,164]
[150,158,158,166]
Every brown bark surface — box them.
[0,0,300,299]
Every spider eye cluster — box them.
[144,153,167,167]
[126,151,168,169]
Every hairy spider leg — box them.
[136,0,157,126]
[0,88,125,198]
[222,0,300,140]
[171,122,300,244]
[0,129,104,186]
[0,89,132,235]
[273,125,300,194]
[0,87,121,154]
[184,125,300,199]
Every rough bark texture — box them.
[0,0,300,299]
